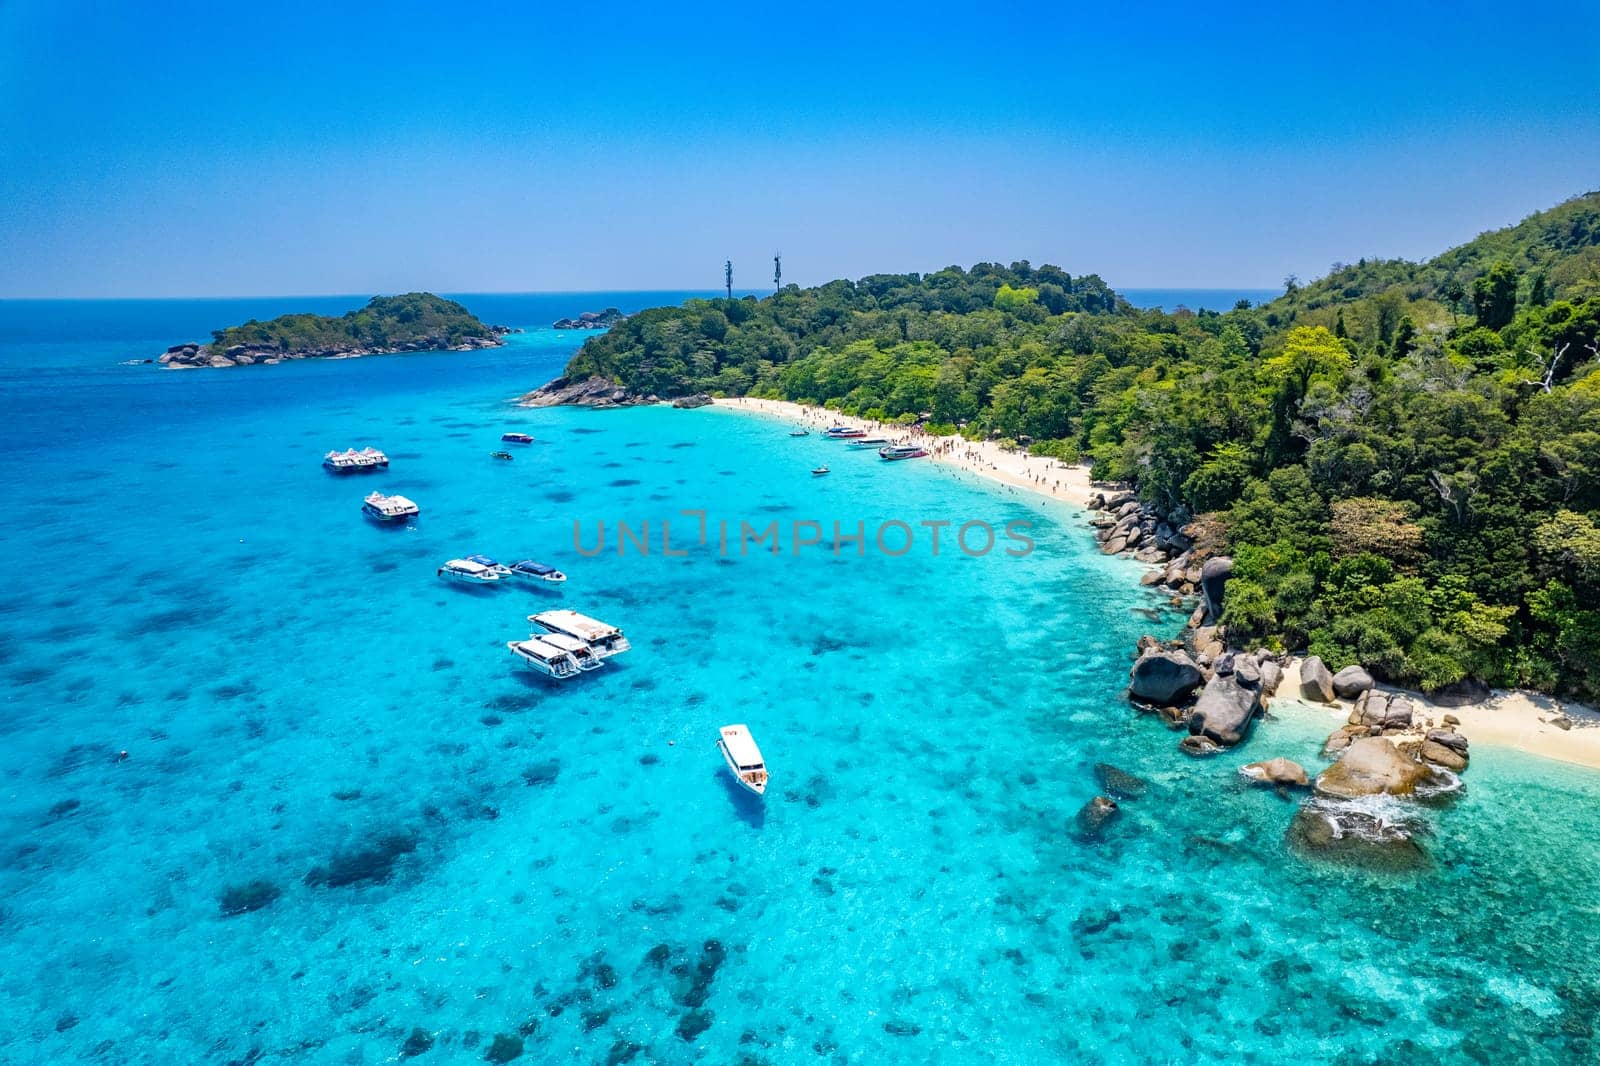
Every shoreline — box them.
[707,397,1102,508]
[705,396,1600,773]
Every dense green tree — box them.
[1472,260,1519,329]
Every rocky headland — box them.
[552,308,628,330]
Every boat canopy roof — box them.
[539,632,590,653]
[513,560,559,575]
[533,609,620,640]
[720,724,764,768]
[514,638,567,661]
[465,554,499,566]
[447,559,489,573]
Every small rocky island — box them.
[552,308,627,330]
[157,292,511,368]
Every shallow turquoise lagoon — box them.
[2,298,1599,1064]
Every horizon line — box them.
[0,283,1283,303]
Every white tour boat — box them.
[361,491,419,522]
[359,446,390,468]
[508,559,567,585]
[536,632,605,671]
[846,437,892,449]
[528,610,631,658]
[505,636,582,679]
[437,558,501,584]
[717,724,768,796]
[464,554,514,577]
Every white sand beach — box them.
[710,397,1100,507]
[711,396,1600,772]
[1273,660,1600,770]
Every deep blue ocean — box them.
[2,293,1599,1064]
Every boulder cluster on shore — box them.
[157,326,513,369]
[552,308,628,330]
[1087,489,1473,871]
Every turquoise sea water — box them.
[2,296,1600,1064]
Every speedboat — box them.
[359,447,390,468]
[361,491,419,521]
[505,636,581,679]
[879,445,929,461]
[464,554,514,577]
[788,429,810,437]
[529,609,630,657]
[508,560,567,585]
[537,631,604,670]
[501,432,535,444]
[811,466,830,476]
[717,724,768,796]
[847,437,891,449]
[491,450,514,461]
[437,558,501,584]
[824,426,866,439]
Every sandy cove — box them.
[709,397,1099,507]
[710,396,1600,772]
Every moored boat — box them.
[359,447,390,468]
[529,609,630,657]
[501,432,535,444]
[361,491,420,521]
[324,448,367,473]
[491,450,514,461]
[438,558,501,584]
[464,554,514,577]
[811,465,830,476]
[847,437,891,449]
[505,636,581,679]
[717,724,768,795]
[508,559,567,584]
[537,631,605,670]
[878,444,929,461]
[824,426,866,439]
[788,429,810,437]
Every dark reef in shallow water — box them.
[219,879,282,916]
[304,830,419,887]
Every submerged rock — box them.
[218,880,281,916]
[1299,656,1335,703]
[1241,758,1310,789]
[400,1028,435,1057]
[1286,802,1430,873]
[1314,738,1430,800]
[1074,795,1121,838]
[1179,735,1222,757]
[676,1009,714,1042]
[485,1033,524,1062]
[1128,649,1204,706]
[304,830,419,888]
[1093,763,1149,800]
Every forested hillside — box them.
[559,194,1600,699]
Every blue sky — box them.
[1,0,1597,297]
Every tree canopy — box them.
[558,195,1600,699]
